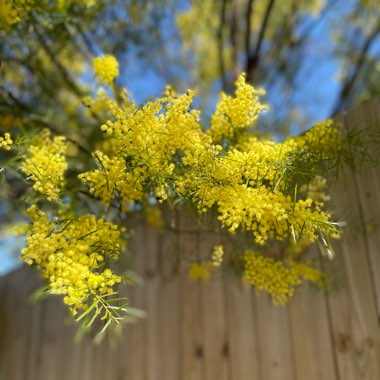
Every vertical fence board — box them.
[119,222,147,380]
[226,278,260,380]
[256,295,296,380]
[159,212,181,380]
[289,267,338,380]
[200,232,230,380]
[328,158,380,379]
[348,98,380,319]
[144,226,162,380]
[179,212,205,380]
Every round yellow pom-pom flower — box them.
[0,132,13,150]
[93,54,119,86]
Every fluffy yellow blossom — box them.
[79,151,145,209]
[0,0,36,30]
[0,0,21,29]
[0,132,13,150]
[243,251,322,304]
[211,245,224,266]
[189,262,212,281]
[286,119,343,160]
[83,87,113,117]
[21,129,67,201]
[58,0,96,10]
[300,175,330,204]
[76,73,341,307]
[208,74,266,144]
[80,75,338,250]
[93,55,119,86]
[144,205,165,228]
[22,206,122,315]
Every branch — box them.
[229,0,240,79]
[29,14,84,97]
[0,85,32,113]
[28,115,92,156]
[216,0,228,90]
[244,0,255,66]
[0,86,91,155]
[332,23,380,115]
[246,0,276,82]
[75,22,97,57]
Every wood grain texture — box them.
[225,278,260,380]
[178,211,205,380]
[327,105,380,379]
[256,294,296,380]
[349,98,380,319]
[289,268,339,380]
[1,98,380,379]
[200,232,230,380]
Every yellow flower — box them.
[211,245,224,266]
[93,55,119,86]
[21,129,67,201]
[208,73,266,143]
[22,206,122,315]
[0,132,13,150]
[243,251,322,304]
[189,262,212,281]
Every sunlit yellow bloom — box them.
[93,55,119,86]
[20,129,67,201]
[0,132,13,150]
[189,262,212,281]
[22,206,122,315]
[211,245,224,266]
[76,71,340,304]
[243,251,322,304]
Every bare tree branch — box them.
[332,23,380,115]
[244,0,255,72]
[29,14,84,97]
[230,0,241,80]
[216,0,228,90]
[246,0,276,82]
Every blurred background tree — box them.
[175,0,380,134]
[1,0,379,137]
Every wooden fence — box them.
[1,98,380,380]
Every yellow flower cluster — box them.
[144,205,164,228]
[243,250,322,304]
[80,70,338,250]
[188,244,224,280]
[93,55,119,86]
[57,0,95,10]
[211,245,224,266]
[300,175,330,204]
[79,151,145,209]
[209,74,266,144]
[22,206,122,314]
[0,0,33,30]
[21,129,67,201]
[0,0,96,30]
[189,262,212,281]
[0,132,13,150]
[287,119,343,160]
[76,65,341,303]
